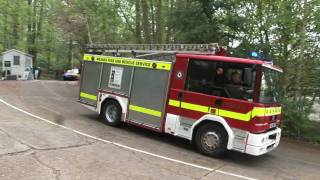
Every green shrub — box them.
[280,98,312,140]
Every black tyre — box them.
[195,124,228,158]
[101,100,122,127]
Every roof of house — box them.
[1,49,33,57]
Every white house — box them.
[1,49,33,80]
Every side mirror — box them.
[244,68,253,86]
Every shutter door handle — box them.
[178,92,183,101]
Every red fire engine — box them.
[79,44,282,157]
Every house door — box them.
[4,61,12,78]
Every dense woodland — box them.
[0,0,320,142]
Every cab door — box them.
[179,59,222,120]
[167,58,223,123]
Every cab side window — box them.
[185,59,256,101]
[185,59,228,97]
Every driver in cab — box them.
[229,72,253,100]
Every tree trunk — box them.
[150,0,156,43]
[27,0,38,67]
[47,50,51,71]
[37,0,45,39]
[135,0,142,43]
[12,1,20,48]
[2,0,9,49]
[141,0,151,43]
[156,0,163,44]
[27,0,32,49]
[165,0,174,43]
[85,15,93,44]
[67,39,73,69]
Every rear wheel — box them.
[101,100,122,127]
[195,124,228,158]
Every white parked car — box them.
[63,68,80,81]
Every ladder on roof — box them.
[86,43,219,54]
[85,43,220,61]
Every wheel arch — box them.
[191,114,234,150]
[98,93,128,118]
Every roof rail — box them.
[85,43,219,54]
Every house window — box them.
[13,56,20,65]
[4,61,11,67]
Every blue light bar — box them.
[250,51,259,58]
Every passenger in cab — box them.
[214,67,226,87]
[230,72,243,85]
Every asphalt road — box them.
[0,80,319,180]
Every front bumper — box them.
[245,128,281,156]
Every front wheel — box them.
[101,100,122,127]
[195,124,228,158]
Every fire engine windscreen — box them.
[259,67,280,103]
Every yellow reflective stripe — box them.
[83,54,172,71]
[181,102,209,113]
[252,107,282,117]
[83,54,93,61]
[265,107,282,116]
[168,99,281,122]
[129,105,162,117]
[219,109,251,121]
[80,92,97,101]
[169,99,180,107]
[251,107,265,117]
[170,99,211,113]
[255,107,281,116]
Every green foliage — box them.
[281,97,320,144]
[281,98,312,139]
[305,121,320,144]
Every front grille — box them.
[269,133,277,140]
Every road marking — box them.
[0,98,257,180]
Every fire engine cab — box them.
[79,44,282,157]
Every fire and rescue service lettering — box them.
[95,57,152,68]
[83,54,171,71]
